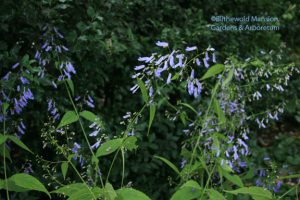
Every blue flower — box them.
[72,142,81,154]
[185,46,197,52]
[156,41,168,48]
[12,63,20,69]
[166,73,172,84]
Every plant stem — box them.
[3,109,10,200]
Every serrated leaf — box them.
[137,79,148,103]
[9,173,50,197]
[206,189,226,200]
[61,162,68,180]
[123,136,137,151]
[225,187,273,200]
[57,111,79,129]
[200,64,225,80]
[79,110,98,122]
[147,104,156,134]
[66,79,74,96]
[154,155,180,175]
[96,138,123,157]
[116,188,151,200]
[8,136,32,153]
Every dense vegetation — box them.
[0,0,299,199]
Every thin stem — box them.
[199,164,216,200]
[121,148,125,188]
[187,80,221,176]
[3,109,10,200]
[278,184,297,199]
[61,74,104,187]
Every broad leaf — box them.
[206,189,226,200]
[212,98,226,125]
[170,180,202,200]
[147,104,156,134]
[116,188,151,200]
[225,186,273,200]
[9,173,50,197]
[8,136,32,153]
[66,79,74,96]
[57,111,79,128]
[0,135,8,146]
[222,68,234,87]
[61,162,68,180]
[79,110,98,122]
[137,79,148,103]
[200,64,225,80]
[104,183,117,200]
[123,136,137,151]
[52,183,86,196]
[220,167,244,187]
[96,138,123,157]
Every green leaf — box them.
[147,104,156,134]
[104,183,117,200]
[154,155,180,175]
[66,79,74,96]
[222,68,234,87]
[52,183,86,196]
[206,189,226,200]
[79,110,98,122]
[116,188,151,200]
[0,178,28,192]
[61,162,68,180]
[170,181,202,200]
[137,79,148,103]
[57,111,79,129]
[213,98,226,125]
[96,138,123,157]
[220,168,244,187]
[123,136,138,151]
[279,174,300,179]
[8,136,33,153]
[178,102,197,114]
[225,187,273,200]
[180,180,201,189]
[200,64,225,80]
[9,173,50,197]
[2,102,9,113]
[87,6,96,18]
[0,135,8,146]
